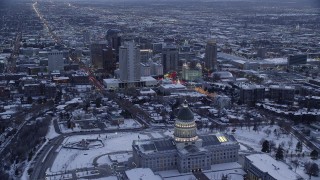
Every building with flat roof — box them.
[287,54,307,66]
[204,40,218,71]
[181,62,202,81]
[119,41,141,82]
[162,45,178,74]
[132,101,240,173]
[239,84,265,105]
[90,41,107,69]
[48,50,64,72]
[269,85,295,104]
[103,76,158,90]
[245,154,301,180]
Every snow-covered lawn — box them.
[59,123,82,133]
[104,119,142,130]
[286,156,320,180]
[119,119,142,129]
[233,125,310,154]
[50,132,150,173]
[231,125,319,179]
[46,119,59,139]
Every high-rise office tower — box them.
[162,45,178,73]
[119,41,141,82]
[90,41,107,69]
[106,29,121,60]
[140,49,153,63]
[103,47,116,75]
[204,40,218,71]
[48,50,64,72]
[83,30,90,45]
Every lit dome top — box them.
[177,101,194,122]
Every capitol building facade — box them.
[132,101,240,173]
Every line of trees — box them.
[0,115,51,179]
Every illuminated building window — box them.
[217,136,228,142]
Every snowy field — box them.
[104,119,142,130]
[232,125,310,154]
[231,125,320,180]
[50,130,170,173]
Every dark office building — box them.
[269,85,295,104]
[204,40,218,71]
[24,84,42,97]
[309,79,320,87]
[106,29,121,56]
[0,86,10,100]
[71,73,89,85]
[162,46,179,73]
[152,43,163,54]
[102,47,116,75]
[287,54,307,66]
[239,85,265,105]
[42,83,57,98]
[90,42,107,69]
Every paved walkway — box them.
[193,172,210,180]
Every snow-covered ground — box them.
[231,125,320,179]
[48,124,320,179]
[50,132,151,173]
[46,119,59,139]
[104,119,142,130]
[233,125,310,154]
[59,123,83,133]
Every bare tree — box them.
[264,129,271,137]
[288,139,293,150]
[291,159,299,172]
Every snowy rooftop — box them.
[140,76,157,82]
[160,84,186,89]
[125,168,162,180]
[171,91,205,97]
[103,78,121,84]
[53,76,69,81]
[134,134,238,154]
[239,83,264,89]
[246,154,299,180]
[263,58,287,64]
[140,88,156,94]
[65,98,83,105]
[269,85,294,90]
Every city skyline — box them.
[0,0,319,179]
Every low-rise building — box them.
[181,62,202,81]
[239,84,265,105]
[244,154,301,180]
[108,112,124,125]
[159,84,186,95]
[269,85,295,104]
[103,76,157,90]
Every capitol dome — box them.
[174,101,198,143]
[176,102,194,122]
